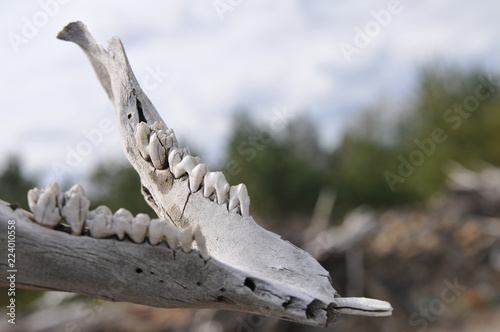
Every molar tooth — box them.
[86,206,114,238]
[148,218,165,245]
[163,223,180,250]
[229,184,250,217]
[134,122,151,160]
[168,148,183,177]
[149,132,167,169]
[179,226,194,253]
[165,128,179,148]
[203,172,230,204]
[128,213,150,243]
[113,208,133,240]
[193,224,210,261]
[157,130,174,153]
[174,155,196,178]
[28,182,62,228]
[60,184,90,235]
[150,121,168,132]
[188,163,209,193]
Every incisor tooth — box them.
[134,122,151,160]
[113,208,133,240]
[149,132,167,169]
[86,206,114,238]
[128,213,150,243]
[229,184,250,217]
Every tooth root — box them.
[179,226,194,252]
[86,206,114,238]
[60,186,90,235]
[128,213,150,243]
[163,223,180,250]
[168,148,183,178]
[148,219,165,245]
[193,225,210,261]
[149,132,167,169]
[134,122,151,160]
[29,183,62,228]
[188,163,209,193]
[113,208,133,240]
[229,184,250,217]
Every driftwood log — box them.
[0,21,392,328]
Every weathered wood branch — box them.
[0,21,392,328]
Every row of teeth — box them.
[27,182,209,260]
[134,121,250,217]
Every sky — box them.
[1,0,500,186]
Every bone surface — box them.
[51,21,393,327]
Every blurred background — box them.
[1,1,500,331]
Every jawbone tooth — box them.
[179,225,194,253]
[203,172,230,205]
[150,121,167,132]
[165,128,179,148]
[157,129,174,154]
[149,132,167,169]
[193,224,210,261]
[134,122,151,161]
[128,213,150,243]
[28,182,62,228]
[188,163,209,193]
[168,148,183,178]
[163,222,180,250]
[148,218,165,245]
[113,208,134,240]
[229,184,250,217]
[86,205,115,238]
[59,184,90,235]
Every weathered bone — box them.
[8,21,394,327]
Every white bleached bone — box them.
[113,208,133,240]
[228,184,251,217]
[128,213,150,243]
[134,122,151,161]
[148,132,167,169]
[28,182,62,228]
[58,184,90,235]
[203,171,230,205]
[86,205,115,238]
[193,224,210,261]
